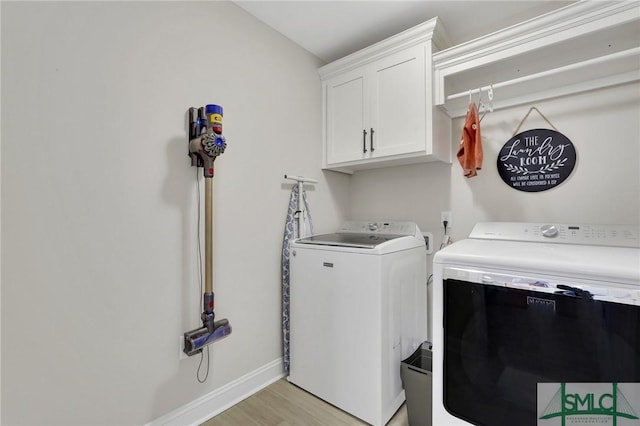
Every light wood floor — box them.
[201,378,409,426]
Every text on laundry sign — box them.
[497,128,576,192]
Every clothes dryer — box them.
[288,221,427,426]
[432,222,640,426]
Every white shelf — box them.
[433,1,640,118]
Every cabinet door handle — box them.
[370,128,375,152]
[363,129,368,153]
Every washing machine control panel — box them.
[339,221,419,236]
[470,222,640,248]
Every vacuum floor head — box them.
[183,319,232,357]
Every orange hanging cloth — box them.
[457,102,483,178]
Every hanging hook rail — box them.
[446,47,640,102]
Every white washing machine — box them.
[432,222,640,426]
[288,221,427,426]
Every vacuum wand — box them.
[184,104,232,357]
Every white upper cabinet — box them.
[320,18,452,174]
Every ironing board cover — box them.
[281,185,313,374]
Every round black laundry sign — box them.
[497,128,576,192]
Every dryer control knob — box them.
[541,224,558,238]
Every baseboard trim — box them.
[147,358,285,426]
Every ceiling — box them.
[234,1,576,63]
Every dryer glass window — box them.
[443,279,640,426]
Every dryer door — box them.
[443,273,640,426]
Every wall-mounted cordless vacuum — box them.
[183,104,232,357]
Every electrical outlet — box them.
[179,335,189,360]
[441,211,452,228]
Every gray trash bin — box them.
[401,342,432,426]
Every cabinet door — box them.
[370,44,426,158]
[325,70,369,165]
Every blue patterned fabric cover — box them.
[281,185,313,374]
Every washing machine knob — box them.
[541,224,558,238]
[368,222,378,231]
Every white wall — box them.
[350,82,640,243]
[1,2,349,425]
